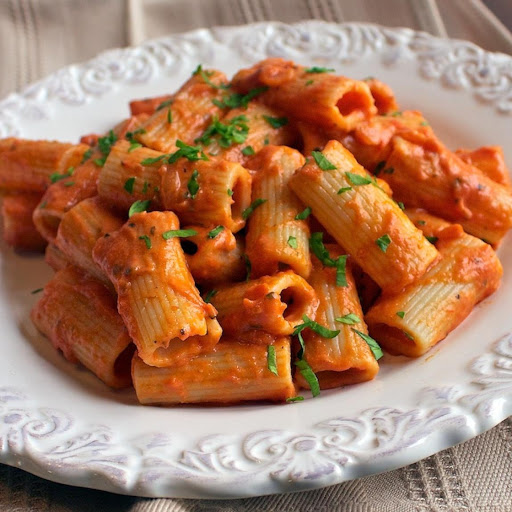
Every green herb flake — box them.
[337,186,352,194]
[155,99,173,111]
[417,220,426,226]
[312,151,337,171]
[403,331,415,341]
[195,115,249,148]
[286,396,305,402]
[287,236,298,249]
[420,121,430,126]
[293,314,340,359]
[267,345,279,376]
[295,207,312,220]
[128,141,142,153]
[142,140,209,165]
[335,313,361,325]
[351,328,383,360]
[396,311,405,319]
[126,128,147,141]
[204,289,218,303]
[63,181,75,187]
[345,172,373,186]
[305,79,314,86]
[242,198,267,220]
[81,148,93,164]
[207,225,225,239]
[375,234,392,253]
[227,188,234,197]
[98,130,117,157]
[141,154,167,165]
[128,199,151,217]
[305,66,335,74]
[187,169,200,199]
[309,232,348,287]
[241,145,255,156]
[39,201,47,209]
[124,177,136,194]
[93,157,106,167]
[295,359,320,397]
[139,235,152,249]
[262,115,288,129]
[264,136,270,145]
[162,229,198,240]
[142,181,149,194]
[167,108,172,124]
[31,288,44,295]
[391,111,403,117]
[397,201,405,210]
[426,235,438,244]
[213,86,269,109]
[193,64,230,90]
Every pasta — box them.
[1,58,509,406]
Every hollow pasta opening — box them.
[336,90,370,117]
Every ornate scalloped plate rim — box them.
[0,21,511,499]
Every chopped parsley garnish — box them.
[212,86,269,109]
[81,148,93,164]
[128,199,151,217]
[337,186,352,194]
[187,169,200,199]
[195,115,249,148]
[305,66,335,74]
[63,181,75,187]
[50,166,74,184]
[391,111,402,117]
[287,236,298,249]
[309,232,348,287]
[142,181,149,194]
[295,359,320,397]
[336,313,361,325]
[31,288,44,294]
[193,64,230,90]
[295,207,312,220]
[227,188,234,197]
[207,225,224,238]
[397,201,405,210]
[242,198,267,220]
[204,289,218,303]
[417,220,426,226]
[375,234,392,253]
[403,331,415,341]
[264,136,270,145]
[396,311,405,319]
[128,141,142,152]
[262,115,288,129]
[312,151,336,171]
[305,79,314,86]
[162,229,198,240]
[345,172,373,186]
[124,177,136,194]
[155,99,173,111]
[241,145,255,156]
[39,201,47,209]
[94,130,118,166]
[126,128,147,141]
[267,345,278,376]
[293,314,340,359]
[425,236,438,244]
[139,235,152,249]
[351,329,383,360]
[141,140,208,165]
[286,396,305,402]
[167,108,172,124]
[243,253,251,281]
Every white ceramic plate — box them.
[0,21,511,499]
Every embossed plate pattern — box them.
[0,22,511,498]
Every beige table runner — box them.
[1,1,511,510]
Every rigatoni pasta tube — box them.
[135,69,227,153]
[98,140,163,210]
[160,158,252,233]
[45,243,69,272]
[92,210,221,366]
[32,159,100,243]
[181,225,246,286]
[455,146,511,188]
[231,58,376,132]
[365,210,503,357]
[1,193,47,251]
[210,270,318,342]
[132,337,296,405]
[382,135,512,247]
[31,266,134,388]
[289,140,439,294]
[296,245,379,390]
[0,138,90,193]
[245,145,311,278]
[55,197,124,286]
